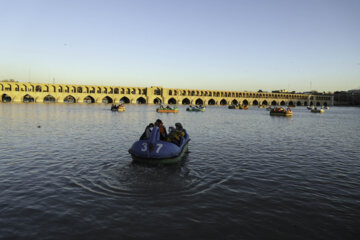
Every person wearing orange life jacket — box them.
[154,119,167,140]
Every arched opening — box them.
[271,100,277,106]
[220,99,227,105]
[137,97,146,104]
[280,101,286,106]
[23,94,34,103]
[243,99,249,106]
[77,87,82,93]
[208,99,216,105]
[288,101,294,106]
[120,97,130,104]
[232,99,238,105]
[253,100,258,105]
[35,85,42,92]
[84,96,95,103]
[316,102,321,106]
[304,101,308,106]
[44,95,56,103]
[310,101,314,106]
[64,95,76,103]
[323,102,328,106]
[168,98,177,104]
[102,96,113,104]
[262,100,268,105]
[297,101,302,106]
[182,98,190,105]
[195,98,203,105]
[154,98,162,104]
[2,94,11,102]
[114,88,119,94]
[4,93,14,102]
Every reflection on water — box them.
[0,104,360,239]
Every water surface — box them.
[0,104,359,239]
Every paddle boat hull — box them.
[129,127,190,165]
[186,107,205,112]
[270,112,293,116]
[111,106,126,112]
[156,109,179,113]
[270,108,293,116]
[311,109,324,113]
[228,105,239,109]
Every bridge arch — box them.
[1,94,11,102]
[288,101,294,106]
[316,102,321,106]
[44,95,56,103]
[262,100,268,105]
[253,100,258,105]
[231,99,238,105]
[168,98,177,104]
[120,96,130,104]
[102,96,113,103]
[280,101,286,106]
[23,94,34,102]
[136,97,146,104]
[64,95,76,103]
[84,96,95,103]
[208,99,216,105]
[220,99,227,105]
[195,98,204,105]
[153,97,162,104]
[243,99,249,105]
[297,101,302,106]
[182,98,190,105]
[271,100,277,106]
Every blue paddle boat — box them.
[128,126,190,164]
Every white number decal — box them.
[141,143,147,151]
[156,144,163,153]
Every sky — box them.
[1,0,359,92]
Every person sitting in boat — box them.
[111,104,118,110]
[166,123,185,146]
[155,119,167,140]
[140,123,154,140]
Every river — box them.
[0,103,359,239]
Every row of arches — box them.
[0,83,147,95]
[167,88,311,100]
[1,94,144,104]
[1,94,328,106]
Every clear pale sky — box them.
[1,0,359,92]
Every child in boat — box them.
[155,119,167,140]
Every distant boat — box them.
[270,107,293,117]
[311,108,324,113]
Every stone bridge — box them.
[0,82,333,106]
